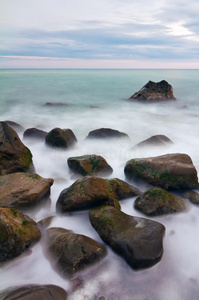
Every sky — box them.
[1,0,199,68]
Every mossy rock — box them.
[45,128,77,149]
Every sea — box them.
[1,69,199,300]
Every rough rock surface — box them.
[45,128,77,149]
[0,122,34,175]
[0,207,41,262]
[134,187,187,216]
[23,128,47,140]
[56,176,141,212]
[124,153,198,190]
[133,135,173,149]
[45,227,107,277]
[67,154,113,177]
[183,190,199,205]
[0,172,54,209]
[0,284,67,300]
[86,128,129,139]
[89,206,165,270]
[129,80,176,102]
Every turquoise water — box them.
[1,69,199,299]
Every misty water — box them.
[1,69,199,299]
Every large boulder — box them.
[89,206,165,270]
[0,207,41,262]
[23,128,47,141]
[134,187,187,216]
[45,128,77,149]
[86,128,129,139]
[0,285,67,300]
[67,154,113,177]
[0,172,53,209]
[56,176,142,213]
[129,80,176,102]
[0,122,34,175]
[133,135,173,149]
[44,227,107,277]
[124,153,198,190]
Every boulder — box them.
[0,207,41,262]
[134,187,187,216]
[0,172,54,209]
[45,128,77,149]
[67,154,113,177]
[86,128,129,139]
[0,122,34,175]
[23,128,47,141]
[133,135,173,149]
[56,176,141,213]
[0,284,67,300]
[4,120,24,133]
[124,153,198,190]
[89,206,165,270]
[129,80,176,102]
[183,190,199,205]
[44,227,107,277]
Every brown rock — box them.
[133,135,173,149]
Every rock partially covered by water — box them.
[124,153,198,190]
[23,127,47,141]
[0,122,34,175]
[67,154,113,177]
[134,187,187,216]
[56,176,141,212]
[133,135,173,149]
[0,172,53,209]
[89,206,165,270]
[86,128,129,139]
[0,207,41,262]
[45,227,107,277]
[45,128,77,149]
[4,120,24,133]
[183,190,199,205]
[0,284,67,300]
[129,80,176,102]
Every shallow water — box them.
[1,69,199,299]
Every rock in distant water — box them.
[129,80,176,102]
[133,135,173,149]
[23,127,47,141]
[124,153,198,190]
[0,207,41,262]
[134,187,187,216]
[0,122,34,175]
[67,154,113,177]
[45,128,77,149]
[0,172,53,209]
[86,128,129,139]
[44,102,68,107]
[89,206,165,270]
[0,284,67,300]
[44,227,107,277]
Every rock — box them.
[86,128,129,139]
[56,176,141,213]
[124,153,198,190]
[134,187,187,216]
[23,128,47,141]
[0,284,67,300]
[129,80,176,102]
[89,206,165,270]
[0,172,54,209]
[183,190,199,205]
[0,122,35,175]
[45,128,77,149]
[37,216,55,230]
[133,135,173,149]
[0,207,41,262]
[67,154,113,177]
[44,102,68,107]
[4,120,24,132]
[44,227,107,277]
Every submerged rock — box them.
[86,128,129,139]
[4,120,24,133]
[0,122,34,175]
[0,284,67,300]
[56,176,141,212]
[133,135,173,149]
[89,206,165,270]
[67,154,113,177]
[0,207,41,262]
[129,80,176,102]
[23,127,47,141]
[45,128,77,149]
[183,190,199,205]
[45,227,107,277]
[124,153,198,190]
[0,172,53,209]
[134,187,187,216]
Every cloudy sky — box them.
[1,0,199,68]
